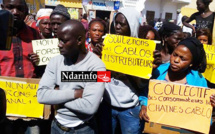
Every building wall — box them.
[85,0,123,11]
[141,0,189,22]
[142,0,161,19]
[162,0,178,20]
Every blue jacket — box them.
[139,63,208,106]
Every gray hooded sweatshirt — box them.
[104,8,140,108]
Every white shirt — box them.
[177,13,183,27]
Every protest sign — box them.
[0,76,44,119]
[102,34,156,79]
[202,44,215,84]
[144,122,193,134]
[147,80,215,134]
[32,38,60,66]
[213,16,215,45]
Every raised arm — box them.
[183,13,196,33]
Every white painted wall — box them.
[162,0,178,20]
[139,0,189,21]
[142,0,161,19]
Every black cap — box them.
[51,4,70,19]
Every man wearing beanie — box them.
[36,8,53,39]
[50,4,71,37]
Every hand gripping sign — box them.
[147,80,215,134]
[32,38,60,66]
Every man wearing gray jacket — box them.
[37,20,105,134]
[98,7,143,134]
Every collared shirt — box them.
[0,24,41,78]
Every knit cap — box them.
[50,4,71,19]
[202,0,213,3]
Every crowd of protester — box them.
[0,0,215,134]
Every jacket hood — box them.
[114,7,140,37]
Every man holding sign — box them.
[97,7,146,134]
[0,0,42,133]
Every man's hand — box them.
[139,105,150,122]
[153,50,162,69]
[74,89,83,99]
[54,85,59,90]
[28,53,39,65]
[93,43,104,58]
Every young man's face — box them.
[1,0,27,24]
[50,14,68,37]
[114,13,130,36]
[57,26,81,58]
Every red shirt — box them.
[85,38,93,52]
[0,24,41,78]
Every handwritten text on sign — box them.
[32,38,60,66]
[102,34,156,79]
[0,80,44,118]
[147,80,215,134]
[203,44,215,84]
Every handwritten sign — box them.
[147,80,215,134]
[0,78,44,118]
[32,38,60,66]
[212,16,215,45]
[102,34,156,79]
[144,122,193,134]
[203,44,215,84]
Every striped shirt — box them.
[0,24,41,78]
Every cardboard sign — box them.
[32,38,60,66]
[102,34,156,79]
[144,122,194,134]
[147,80,215,134]
[203,44,215,84]
[212,16,215,45]
[0,76,44,119]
